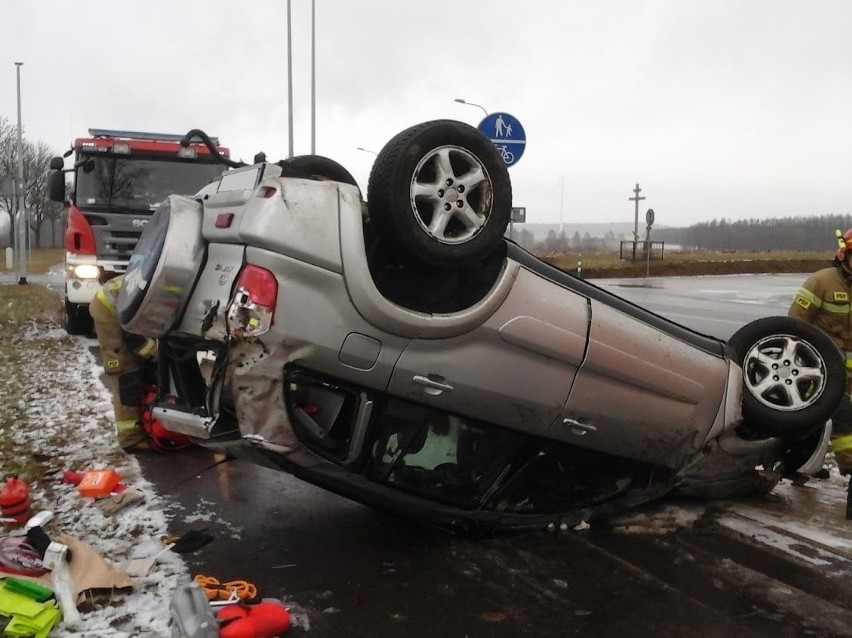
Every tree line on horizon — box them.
[521,214,852,254]
[653,214,852,251]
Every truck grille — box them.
[99,230,143,257]
[84,212,150,261]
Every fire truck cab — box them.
[48,129,228,334]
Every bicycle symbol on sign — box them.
[496,145,515,165]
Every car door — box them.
[553,299,730,468]
[386,267,589,436]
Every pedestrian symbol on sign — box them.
[494,114,513,138]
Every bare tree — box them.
[0,117,64,247]
[25,140,64,247]
[0,117,17,237]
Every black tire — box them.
[65,300,93,335]
[117,192,206,339]
[727,316,845,437]
[367,120,512,265]
[277,155,358,187]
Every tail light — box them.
[226,265,277,337]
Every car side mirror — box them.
[49,156,64,171]
[47,171,66,203]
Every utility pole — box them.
[14,62,27,285]
[629,183,645,245]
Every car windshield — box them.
[74,155,224,211]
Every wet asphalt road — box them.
[138,449,852,638]
[597,272,804,339]
[109,273,851,637]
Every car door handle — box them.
[563,418,597,436]
[413,375,454,395]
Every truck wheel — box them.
[367,120,512,265]
[64,300,93,336]
[727,316,845,437]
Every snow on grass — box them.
[1,309,184,636]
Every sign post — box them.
[508,206,526,241]
[645,208,655,277]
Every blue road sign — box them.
[477,112,526,167]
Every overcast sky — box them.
[2,0,850,228]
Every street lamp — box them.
[310,0,316,154]
[14,62,27,285]
[286,0,294,158]
[356,147,378,156]
[453,98,489,118]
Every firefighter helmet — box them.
[836,228,852,261]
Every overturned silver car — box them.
[117,120,843,531]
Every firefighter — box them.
[89,274,193,453]
[788,228,852,478]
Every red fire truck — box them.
[47,129,229,334]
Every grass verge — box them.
[0,284,68,479]
[0,248,64,275]
[540,250,829,278]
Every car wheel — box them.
[277,155,359,187]
[117,195,205,338]
[727,316,845,437]
[64,300,93,335]
[367,119,512,265]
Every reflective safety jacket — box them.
[789,265,852,383]
[95,275,124,314]
[93,274,157,359]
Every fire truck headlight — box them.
[73,264,100,279]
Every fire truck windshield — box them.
[74,155,224,211]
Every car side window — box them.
[369,398,526,508]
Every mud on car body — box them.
[116,121,843,531]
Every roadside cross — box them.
[629,183,646,242]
